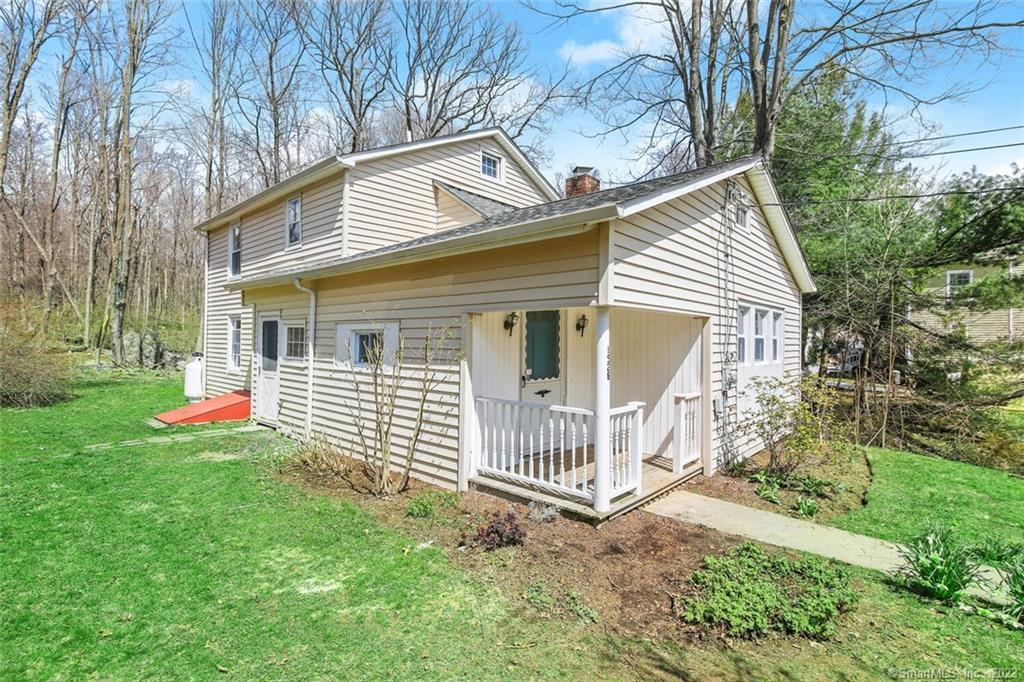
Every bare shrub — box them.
[341,322,457,497]
[0,303,74,407]
[287,433,351,478]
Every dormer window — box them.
[286,197,302,247]
[481,151,502,181]
[228,222,241,277]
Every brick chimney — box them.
[565,166,600,198]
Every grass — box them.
[831,447,1024,547]
[3,374,1023,679]
[0,375,627,680]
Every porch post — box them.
[593,305,611,512]
[457,313,476,491]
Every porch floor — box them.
[470,455,703,523]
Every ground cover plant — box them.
[680,543,856,639]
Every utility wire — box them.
[763,185,1024,207]
[834,125,1024,152]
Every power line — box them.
[765,185,1024,207]
[853,125,1024,151]
[899,141,1024,159]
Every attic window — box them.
[732,190,750,229]
[481,152,501,180]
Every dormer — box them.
[434,181,516,232]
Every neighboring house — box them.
[910,257,1023,342]
[196,128,815,518]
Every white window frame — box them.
[227,316,242,373]
[753,308,768,363]
[227,222,241,278]
[738,303,784,367]
[946,269,972,299]
[335,322,400,369]
[731,187,750,230]
[737,305,749,365]
[285,196,302,248]
[284,322,307,361]
[771,311,783,362]
[480,150,503,182]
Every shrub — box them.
[0,304,74,407]
[475,510,526,551]
[287,434,351,477]
[681,543,855,639]
[405,490,459,518]
[898,526,981,604]
[1002,557,1024,624]
[793,496,819,518]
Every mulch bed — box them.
[281,464,739,640]
[686,448,873,522]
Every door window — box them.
[525,310,559,380]
[261,320,279,372]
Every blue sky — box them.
[494,1,1024,185]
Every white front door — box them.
[256,316,281,424]
[520,310,564,406]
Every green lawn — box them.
[831,447,1024,546]
[3,375,1023,679]
[0,376,626,680]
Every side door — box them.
[256,316,281,425]
[520,310,564,406]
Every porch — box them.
[461,305,712,519]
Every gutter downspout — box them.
[293,278,317,438]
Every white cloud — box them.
[558,3,671,67]
[558,39,621,66]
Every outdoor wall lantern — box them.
[575,313,589,337]
[503,312,519,336]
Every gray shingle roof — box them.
[233,154,762,287]
[435,181,516,218]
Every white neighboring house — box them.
[197,128,815,519]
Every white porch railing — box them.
[473,397,645,505]
[673,392,702,473]
[475,397,596,501]
[609,402,645,497]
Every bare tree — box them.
[389,0,568,159]
[292,0,391,153]
[540,0,1024,168]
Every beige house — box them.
[910,258,1023,343]
[196,129,815,518]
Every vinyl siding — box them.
[609,175,802,467]
[246,232,600,489]
[204,225,252,395]
[436,185,482,231]
[910,262,1018,342]
[346,139,549,253]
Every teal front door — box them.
[520,310,563,406]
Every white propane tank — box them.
[184,353,204,403]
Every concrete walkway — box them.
[647,490,1006,604]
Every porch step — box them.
[469,460,703,524]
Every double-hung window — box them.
[285,324,306,360]
[481,151,501,180]
[352,331,384,366]
[228,223,241,277]
[737,306,749,364]
[754,309,768,363]
[946,270,972,299]
[286,197,302,247]
[771,312,782,362]
[228,316,242,372]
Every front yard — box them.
[2,373,1022,679]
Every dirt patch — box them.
[687,447,872,522]
[191,450,246,463]
[280,465,739,640]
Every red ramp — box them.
[155,390,251,425]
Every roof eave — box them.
[227,204,618,291]
[194,156,351,233]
